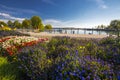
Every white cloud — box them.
[43,18,110,28]
[0,12,25,22]
[43,19,65,27]
[101,5,108,9]
[95,0,108,9]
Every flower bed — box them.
[0,36,120,80]
[0,36,48,55]
[16,37,120,80]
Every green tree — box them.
[110,20,120,37]
[97,25,100,29]
[45,24,52,30]
[22,19,31,29]
[38,23,44,31]
[0,21,8,27]
[31,16,44,30]
[7,20,13,28]
[13,20,22,28]
[97,25,106,29]
[101,24,106,29]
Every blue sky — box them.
[0,0,120,28]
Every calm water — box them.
[46,29,112,35]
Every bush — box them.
[0,30,30,38]
[100,37,115,44]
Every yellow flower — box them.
[13,57,17,60]
[47,59,52,63]
[79,46,85,49]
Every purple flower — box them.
[87,75,91,79]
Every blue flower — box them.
[118,75,120,80]
[70,72,77,76]
[81,69,85,74]
[75,50,79,56]
[66,77,70,80]
[81,77,85,80]
[62,63,65,67]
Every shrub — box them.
[0,30,30,38]
[100,37,115,44]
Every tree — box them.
[7,20,13,28]
[97,25,106,29]
[13,20,22,28]
[0,21,8,27]
[45,24,52,30]
[97,25,100,29]
[110,20,120,29]
[110,20,120,37]
[22,19,31,29]
[31,16,43,30]
[38,23,44,31]
[101,25,106,29]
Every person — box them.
[89,33,92,35]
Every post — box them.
[71,28,72,34]
[92,29,93,34]
[77,29,79,34]
[99,30,101,35]
[84,29,86,34]
[54,29,55,33]
[65,28,67,34]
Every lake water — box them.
[46,29,112,35]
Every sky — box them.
[0,0,120,28]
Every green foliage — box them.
[7,20,13,28]
[97,24,106,29]
[0,57,22,80]
[100,37,115,44]
[0,15,54,31]
[110,20,120,29]
[38,23,44,31]
[31,16,43,30]
[45,24,52,30]
[0,21,8,27]
[22,19,31,29]
[108,20,120,37]
[0,26,11,31]
[13,20,22,29]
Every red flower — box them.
[0,37,11,43]
[5,37,49,56]
[6,47,13,55]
